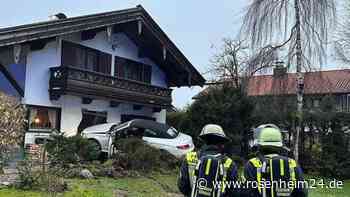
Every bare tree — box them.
[208,38,249,87]
[241,0,336,161]
[335,1,350,65]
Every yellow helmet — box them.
[199,124,230,142]
[254,124,283,147]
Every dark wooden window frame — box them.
[114,56,152,84]
[61,40,112,75]
[26,105,61,133]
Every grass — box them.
[308,179,350,197]
[0,173,179,197]
[0,173,349,197]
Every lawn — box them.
[0,173,349,197]
[0,173,180,197]
[308,179,350,197]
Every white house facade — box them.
[0,6,205,145]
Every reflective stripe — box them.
[280,159,284,176]
[221,158,233,193]
[224,158,233,168]
[250,158,263,193]
[288,158,297,168]
[186,151,198,190]
[241,174,246,183]
[288,159,297,188]
[270,159,274,197]
[257,169,262,194]
[205,159,212,175]
[187,151,198,165]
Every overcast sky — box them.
[0,1,345,108]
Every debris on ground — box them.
[79,169,94,179]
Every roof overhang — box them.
[0,5,205,87]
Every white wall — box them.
[24,41,60,107]
[59,95,156,136]
[23,30,168,137]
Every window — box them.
[336,94,350,112]
[313,99,320,108]
[28,106,61,131]
[166,127,179,138]
[114,56,152,83]
[61,41,112,75]
[120,115,155,123]
[77,110,107,133]
[144,128,159,138]
[143,127,178,139]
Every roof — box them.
[247,69,350,96]
[194,69,350,98]
[0,5,205,87]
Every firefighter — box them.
[178,124,239,197]
[243,124,308,197]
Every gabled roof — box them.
[0,5,205,87]
[247,69,350,96]
[194,69,350,99]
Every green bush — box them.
[187,86,254,156]
[16,160,41,190]
[16,159,68,192]
[113,138,180,174]
[301,112,350,179]
[45,134,100,167]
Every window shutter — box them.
[61,41,77,67]
[86,49,98,71]
[143,65,152,84]
[115,57,125,78]
[98,52,112,74]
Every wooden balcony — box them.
[49,66,172,107]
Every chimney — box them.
[273,61,287,77]
[49,13,67,21]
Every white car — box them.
[81,119,195,158]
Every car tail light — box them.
[177,144,190,150]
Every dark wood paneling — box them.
[49,66,172,107]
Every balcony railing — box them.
[49,66,172,107]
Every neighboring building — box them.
[246,67,350,112]
[0,5,205,145]
[195,67,350,113]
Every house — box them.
[195,67,350,112]
[0,5,205,145]
[246,67,350,112]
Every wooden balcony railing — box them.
[49,66,172,107]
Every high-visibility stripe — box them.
[289,159,297,188]
[221,159,233,193]
[222,162,228,192]
[205,159,212,175]
[280,159,284,176]
[224,158,233,168]
[270,159,274,197]
[257,170,262,193]
[186,151,198,164]
[250,158,263,194]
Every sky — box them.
[0,1,344,109]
